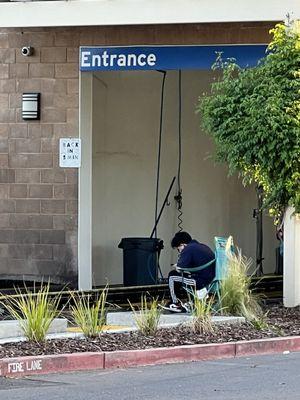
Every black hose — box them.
[154,70,167,238]
[175,70,183,231]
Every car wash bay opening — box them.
[78,44,277,290]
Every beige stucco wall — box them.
[91,69,277,285]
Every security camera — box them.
[21,46,33,57]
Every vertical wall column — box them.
[78,73,93,290]
[283,207,300,307]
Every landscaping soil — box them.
[0,304,300,358]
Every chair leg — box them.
[208,281,221,313]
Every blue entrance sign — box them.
[80,45,266,72]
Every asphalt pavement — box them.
[1,352,300,400]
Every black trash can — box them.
[118,238,164,286]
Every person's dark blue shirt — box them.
[177,240,215,286]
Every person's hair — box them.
[171,231,192,248]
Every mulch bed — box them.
[0,304,300,358]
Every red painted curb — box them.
[0,352,104,378]
[1,336,300,378]
[235,336,300,357]
[104,342,236,369]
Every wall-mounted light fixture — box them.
[22,93,40,120]
[21,46,34,57]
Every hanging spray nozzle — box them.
[174,189,183,232]
[174,190,182,209]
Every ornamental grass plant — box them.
[129,294,161,336]
[0,282,62,343]
[220,249,263,324]
[190,292,215,334]
[69,287,108,338]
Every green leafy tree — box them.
[197,22,300,223]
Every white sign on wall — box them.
[59,138,81,168]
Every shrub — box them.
[197,22,300,222]
[69,287,108,338]
[0,282,62,343]
[129,294,161,336]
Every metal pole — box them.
[150,176,176,239]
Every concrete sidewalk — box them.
[106,311,245,328]
[0,312,245,344]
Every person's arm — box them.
[172,263,182,272]
[177,247,192,269]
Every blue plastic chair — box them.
[208,236,234,303]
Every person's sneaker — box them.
[161,302,186,313]
[182,302,192,313]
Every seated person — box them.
[166,231,215,313]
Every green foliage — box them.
[250,314,269,331]
[197,22,300,221]
[129,294,161,336]
[220,249,263,323]
[0,282,61,343]
[69,288,108,338]
[190,292,215,334]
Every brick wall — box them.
[0,22,274,287]
[0,27,79,285]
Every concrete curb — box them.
[0,352,105,378]
[0,336,299,378]
[235,336,300,357]
[104,342,236,369]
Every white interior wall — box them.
[91,70,277,286]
